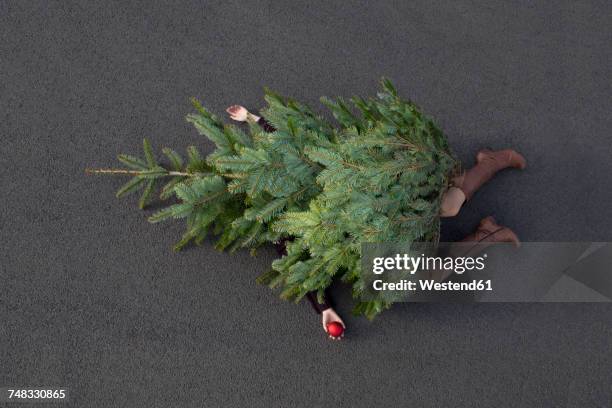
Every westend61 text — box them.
[372,279,493,292]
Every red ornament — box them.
[326,321,344,338]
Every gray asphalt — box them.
[1,1,611,407]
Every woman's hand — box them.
[322,308,346,340]
[226,105,259,122]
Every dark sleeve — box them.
[306,291,331,314]
[257,116,276,133]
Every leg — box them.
[440,149,527,217]
[429,216,520,282]
[440,186,466,217]
[457,149,527,201]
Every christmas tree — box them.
[88,79,457,318]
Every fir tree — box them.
[88,79,457,319]
[265,79,457,318]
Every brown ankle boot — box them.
[456,149,527,200]
[429,216,520,282]
[461,216,520,247]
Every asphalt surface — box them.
[1,1,611,407]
